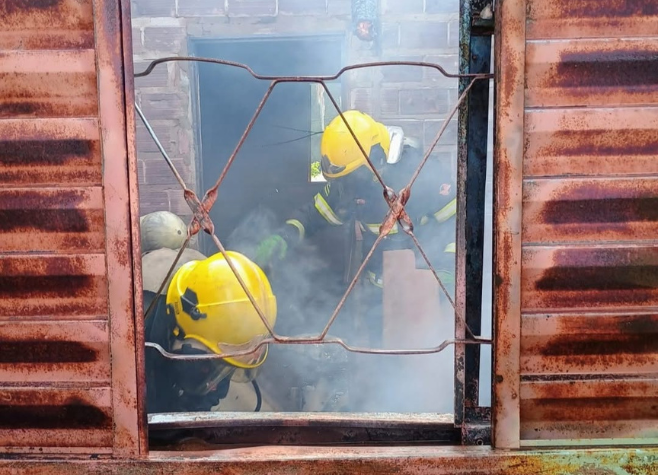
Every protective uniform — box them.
[143,250,277,413]
[255,110,456,291]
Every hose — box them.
[252,379,262,412]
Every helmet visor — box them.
[171,339,236,397]
[320,154,346,178]
[217,335,268,368]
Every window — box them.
[134,16,494,450]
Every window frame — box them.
[130,3,495,452]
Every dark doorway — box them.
[191,36,345,256]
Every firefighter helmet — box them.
[166,251,277,370]
[320,110,391,179]
[140,210,187,254]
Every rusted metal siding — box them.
[495,0,658,448]
[0,0,141,455]
[492,0,525,450]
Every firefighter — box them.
[251,110,456,345]
[143,249,277,413]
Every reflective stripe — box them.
[285,219,305,241]
[434,198,457,223]
[367,271,383,288]
[444,242,456,253]
[314,193,343,225]
[365,222,398,235]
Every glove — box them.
[255,234,288,269]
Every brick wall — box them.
[131,0,462,222]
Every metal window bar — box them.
[135,58,493,362]
[455,0,495,440]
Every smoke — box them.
[223,194,457,414]
[158,35,493,414]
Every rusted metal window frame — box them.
[124,2,495,451]
[455,0,495,446]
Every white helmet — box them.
[140,210,187,254]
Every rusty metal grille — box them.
[134,58,492,364]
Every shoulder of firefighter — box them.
[280,128,457,249]
[255,111,457,271]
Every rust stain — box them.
[0,189,101,234]
[0,72,98,119]
[0,103,39,116]
[0,0,61,16]
[0,209,96,233]
[0,274,98,300]
[110,236,130,269]
[555,49,658,88]
[535,248,658,293]
[521,397,658,422]
[0,341,97,363]
[0,140,95,164]
[546,0,658,18]
[541,197,658,225]
[537,333,658,356]
[539,129,658,158]
[0,397,111,430]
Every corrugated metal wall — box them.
[0,0,142,455]
[494,0,658,448]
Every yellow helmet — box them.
[166,251,277,370]
[320,110,391,179]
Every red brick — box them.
[448,87,459,106]
[327,0,350,15]
[132,27,143,54]
[383,0,424,14]
[424,119,458,147]
[399,88,450,115]
[137,160,146,185]
[178,129,193,156]
[279,0,326,14]
[139,185,170,213]
[349,88,373,114]
[136,122,175,153]
[143,27,186,52]
[381,23,399,49]
[448,19,459,47]
[380,56,424,83]
[399,21,449,49]
[425,0,459,14]
[143,156,192,186]
[380,89,399,115]
[227,0,277,16]
[384,119,424,142]
[140,92,187,120]
[133,0,176,16]
[134,61,168,88]
[177,0,226,16]
[423,54,459,85]
[168,191,195,216]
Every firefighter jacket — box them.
[277,158,457,288]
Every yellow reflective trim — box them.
[434,198,457,223]
[314,193,343,225]
[367,271,383,288]
[285,219,305,241]
[444,242,456,253]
